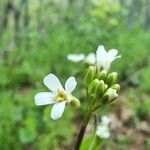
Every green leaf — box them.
[80,134,94,150]
[88,136,102,150]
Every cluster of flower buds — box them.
[85,66,120,111]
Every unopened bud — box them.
[88,79,100,94]
[111,84,120,92]
[103,88,118,104]
[105,84,108,90]
[70,98,81,108]
[106,72,117,86]
[84,66,96,87]
[97,70,107,81]
[97,80,106,96]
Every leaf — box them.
[88,136,102,150]
[80,134,103,150]
[80,134,94,150]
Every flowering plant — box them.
[35,45,121,149]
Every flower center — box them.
[54,89,67,102]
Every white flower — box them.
[101,115,111,126]
[96,115,111,139]
[67,53,96,65]
[84,52,96,65]
[96,125,110,139]
[96,45,121,71]
[67,45,121,71]
[67,54,85,63]
[35,74,77,120]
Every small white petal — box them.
[96,45,107,59]
[65,76,77,93]
[43,74,63,92]
[67,54,85,63]
[96,125,110,139]
[51,101,66,120]
[101,131,110,139]
[107,49,121,63]
[102,116,111,126]
[35,92,55,106]
[107,49,118,58]
[96,45,107,69]
[85,53,96,65]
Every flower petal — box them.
[65,76,77,93]
[43,74,63,92]
[51,101,66,120]
[85,53,96,65]
[107,49,121,63]
[107,49,118,58]
[102,116,111,126]
[96,45,107,68]
[96,125,110,139]
[35,92,55,106]
[96,45,107,59]
[67,54,85,63]
[102,131,110,139]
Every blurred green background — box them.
[0,0,150,149]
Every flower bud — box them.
[105,84,108,90]
[88,79,100,95]
[102,88,118,104]
[84,66,96,87]
[97,80,106,96]
[97,70,107,81]
[111,84,120,92]
[105,72,117,86]
[70,98,81,108]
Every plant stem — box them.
[88,114,99,150]
[74,114,91,150]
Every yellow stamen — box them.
[54,89,67,102]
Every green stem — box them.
[88,114,99,150]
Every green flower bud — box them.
[105,84,108,90]
[84,66,96,87]
[102,94,109,104]
[111,84,120,92]
[102,88,118,104]
[105,72,117,86]
[88,79,100,95]
[97,70,107,81]
[70,98,81,108]
[97,80,106,96]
